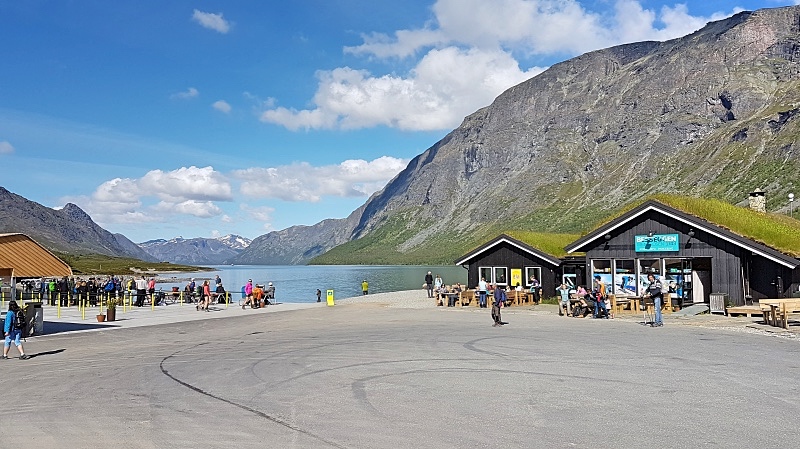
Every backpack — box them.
[13,309,26,332]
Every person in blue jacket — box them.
[3,301,30,360]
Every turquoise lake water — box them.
[157,265,468,303]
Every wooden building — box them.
[565,200,800,308]
[0,233,73,300]
[455,234,563,296]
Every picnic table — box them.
[758,298,800,329]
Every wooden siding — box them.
[464,241,557,298]
[580,210,800,306]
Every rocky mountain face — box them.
[243,5,800,265]
[139,234,252,265]
[0,187,157,260]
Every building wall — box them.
[465,242,558,297]
[581,210,789,306]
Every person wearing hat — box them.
[361,280,369,295]
[265,282,275,304]
[242,279,254,309]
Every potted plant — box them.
[96,313,106,322]
[106,298,117,322]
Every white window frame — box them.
[524,267,542,287]
[478,266,508,285]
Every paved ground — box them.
[1,294,799,448]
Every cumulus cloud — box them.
[192,9,231,34]
[212,100,232,114]
[68,166,232,225]
[0,141,14,154]
[171,87,199,100]
[239,204,275,230]
[263,0,740,132]
[234,156,409,202]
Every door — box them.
[693,270,711,303]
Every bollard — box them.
[326,289,335,306]
[81,297,85,320]
[151,293,155,311]
[225,292,229,308]
[180,291,183,307]
[57,298,61,319]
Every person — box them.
[3,301,30,360]
[492,286,506,326]
[478,277,488,308]
[215,275,222,288]
[242,279,254,309]
[252,284,264,308]
[147,277,156,297]
[214,283,227,304]
[424,271,434,298]
[556,283,571,316]
[135,276,147,307]
[593,287,609,319]
[434,275,443,291]
[265,282,275,304]
[529,276,541,303]
[361,280,369,295]
[197,280,211,311]
[647,273,664,327]
[316,289,322,302]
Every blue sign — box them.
[635,234,680,252]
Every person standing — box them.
[215,275,222,288]
[434,275,443,291]
[425,271,434,298]
[316,289,322,302]
[134,276,147,307]
[492,286,506,326]
[361,280,369,295]
[647,274,664,327]
[478,277,488,308]
[3,301,30,360]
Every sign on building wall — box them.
[510,269,522,288]
[634,234,680,252]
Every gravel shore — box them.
[336,289,435,308]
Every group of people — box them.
[556,274,665,326]
[242,279,275,309]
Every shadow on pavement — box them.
[29,349,66,358]
[40,320,120,336]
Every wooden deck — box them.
[726,306,763,318]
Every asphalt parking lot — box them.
[1,303,798,448]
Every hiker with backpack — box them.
[3,301,30,360]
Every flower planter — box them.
[96,314,106,323]
[107,308,116,322]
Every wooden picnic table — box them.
[758,298,800,328]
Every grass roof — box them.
[595,194,800,258]
[502,231,582,259]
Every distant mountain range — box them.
[138,234,251,265]
[0,186,156,261]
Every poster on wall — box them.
[614,274,637,296]
[592,273,613,293]
[510,269,522,288]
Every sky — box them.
[1,0,798,243]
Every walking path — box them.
[7,288,799,340]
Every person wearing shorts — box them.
[3,301,30,360]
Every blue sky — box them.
[1,0,797,243]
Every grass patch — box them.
[56,252,210,275]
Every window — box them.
[494,267,507,286]
[591,259,612,294]
[479,267,492,284]
[613,259,636,296]
[638,259,662,296]
[525,267,542,287]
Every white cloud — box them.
[192,9,231,34]
[171,87,199,100]
[66,166,232,225]
[264,0,740,132]
[234,156,409,202]
[212,100,232,114]
[0,141,14,154]
[239,204,275,230]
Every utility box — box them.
[709,293,728,315]
[23,302,44,336]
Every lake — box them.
[156,265,468,303]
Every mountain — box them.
[139,234,251,264]
[0,187,157,260]
[243,6,800,265]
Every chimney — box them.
[748,188,766,213]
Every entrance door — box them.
[693,271,711,303]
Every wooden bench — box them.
[725,305,763,318]
[777,299,800,329]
